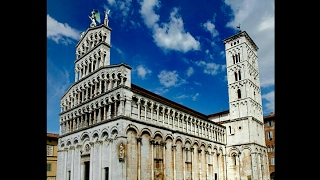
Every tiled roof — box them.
[47,133,59,138]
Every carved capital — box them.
[136,137,142,142]
[150,139,155,145]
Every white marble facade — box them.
[57,14,269,180]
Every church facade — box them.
[56,11,269,180]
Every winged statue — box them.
[89,9,101,27]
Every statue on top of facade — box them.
[105,9,110,20]
[89,9,101,27]
[104,9,110,26]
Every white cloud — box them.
[224,0,274,88]
[195,61,226,75]
[158,70,186,87]
[153,87,169,95]
[139,0,200,52]
[176,92,199,101]
[136,65,152,79]
[192,93,200,101]
[139,0,160,28]
[106,0,132,18]
[203,20,219,38]
[186,67,194,77]
[152,8,200,52]
[47,14,80,45]
[262,90,274,114]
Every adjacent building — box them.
[56,11,270,180]
[47,133,59,180]
[263,113,275,180]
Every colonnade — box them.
[132,97,225,144]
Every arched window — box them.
[234,72,238,81]
[237,89,241,99]
[232,55,236,64]
[233,154,237,165]
[238,70,241,80]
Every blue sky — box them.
[47,0,275,134]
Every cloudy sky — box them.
[47,0,274,134]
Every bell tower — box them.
[223,30,263,123]
[222,30,269,180]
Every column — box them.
[176,111,180,129]
[108,80,112,90]
[257,153,262,180]
[77,145,82,180]
[114,100,117,117]
[81,162,85,180]
[97,108,101,123]
[144,101,147,121]
[86,87,89,100]
[205,150,209,180]
[161,108,165,125]
[137,100,141,120]
[167,108,171,126]
[93,109,96,124]
[137,137,142,180]
[70,146,75,180]
[64,148,68,180]
[191,147,194,180]
[182,146,186,180]
[82,89,84,102]
[78,91,81,105]
[199,149,202,179]
[80,115,84,128]
[107,104,111,119]
[89,142,94,180]
[185,116,189,132]
[73,119,76,131]
[109,139,112,179]
[99,141,103,180]
[89,112,92,126]
[203,123,206,138]
[100,51,104,67]
[172,145,176,180]
[103,105,107,121]
[150,102,154,122]
[120,96,125,115]
[94,82,97,96]
[156,105,159,123]
[151,140,154,180]
[162,142,166,179]
[104,79,107,92]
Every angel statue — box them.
[105,9,110,20]
[104,9,110,26]
[89,9,101,27]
